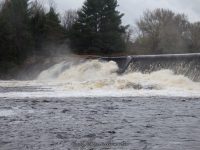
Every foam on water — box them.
[1,59,200,98]
[38,60,200,91]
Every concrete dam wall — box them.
[101,53,200,81]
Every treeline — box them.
[0,0,200,77]
[131,9,200,54]
[0,0,68,75]
[0,0,127,76]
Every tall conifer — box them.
[70,0,127,54]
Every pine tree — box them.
[70,0,127,54]
[46,8,66,44]
[0,0,32,63]
[29,0,47,52]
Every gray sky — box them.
[49,0,200,25]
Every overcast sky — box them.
[49,0,200,25]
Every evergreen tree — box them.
[30,3,66,55]
[45,7,63,41]
[70,0,127,54]
[0,0,32,63]
[0,0,68,78]
[29,0,47,52]
[42,6,66,55]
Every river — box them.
[0,58,200,149]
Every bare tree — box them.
[189,22,200,52]
[29,0,46,17]
[48,0,56,9]
[62,9,78,31]
[136,8,189,54]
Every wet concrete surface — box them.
[0,96,200,150]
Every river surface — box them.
[0,84,200,150]
[1,59,200,150]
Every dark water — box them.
[1,96,200,150]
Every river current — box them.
[0,59,200,149]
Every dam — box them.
[101,53,200,81]
[31,53,200,94]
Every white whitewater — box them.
[37,60,200,91]
[1,59,200,98]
